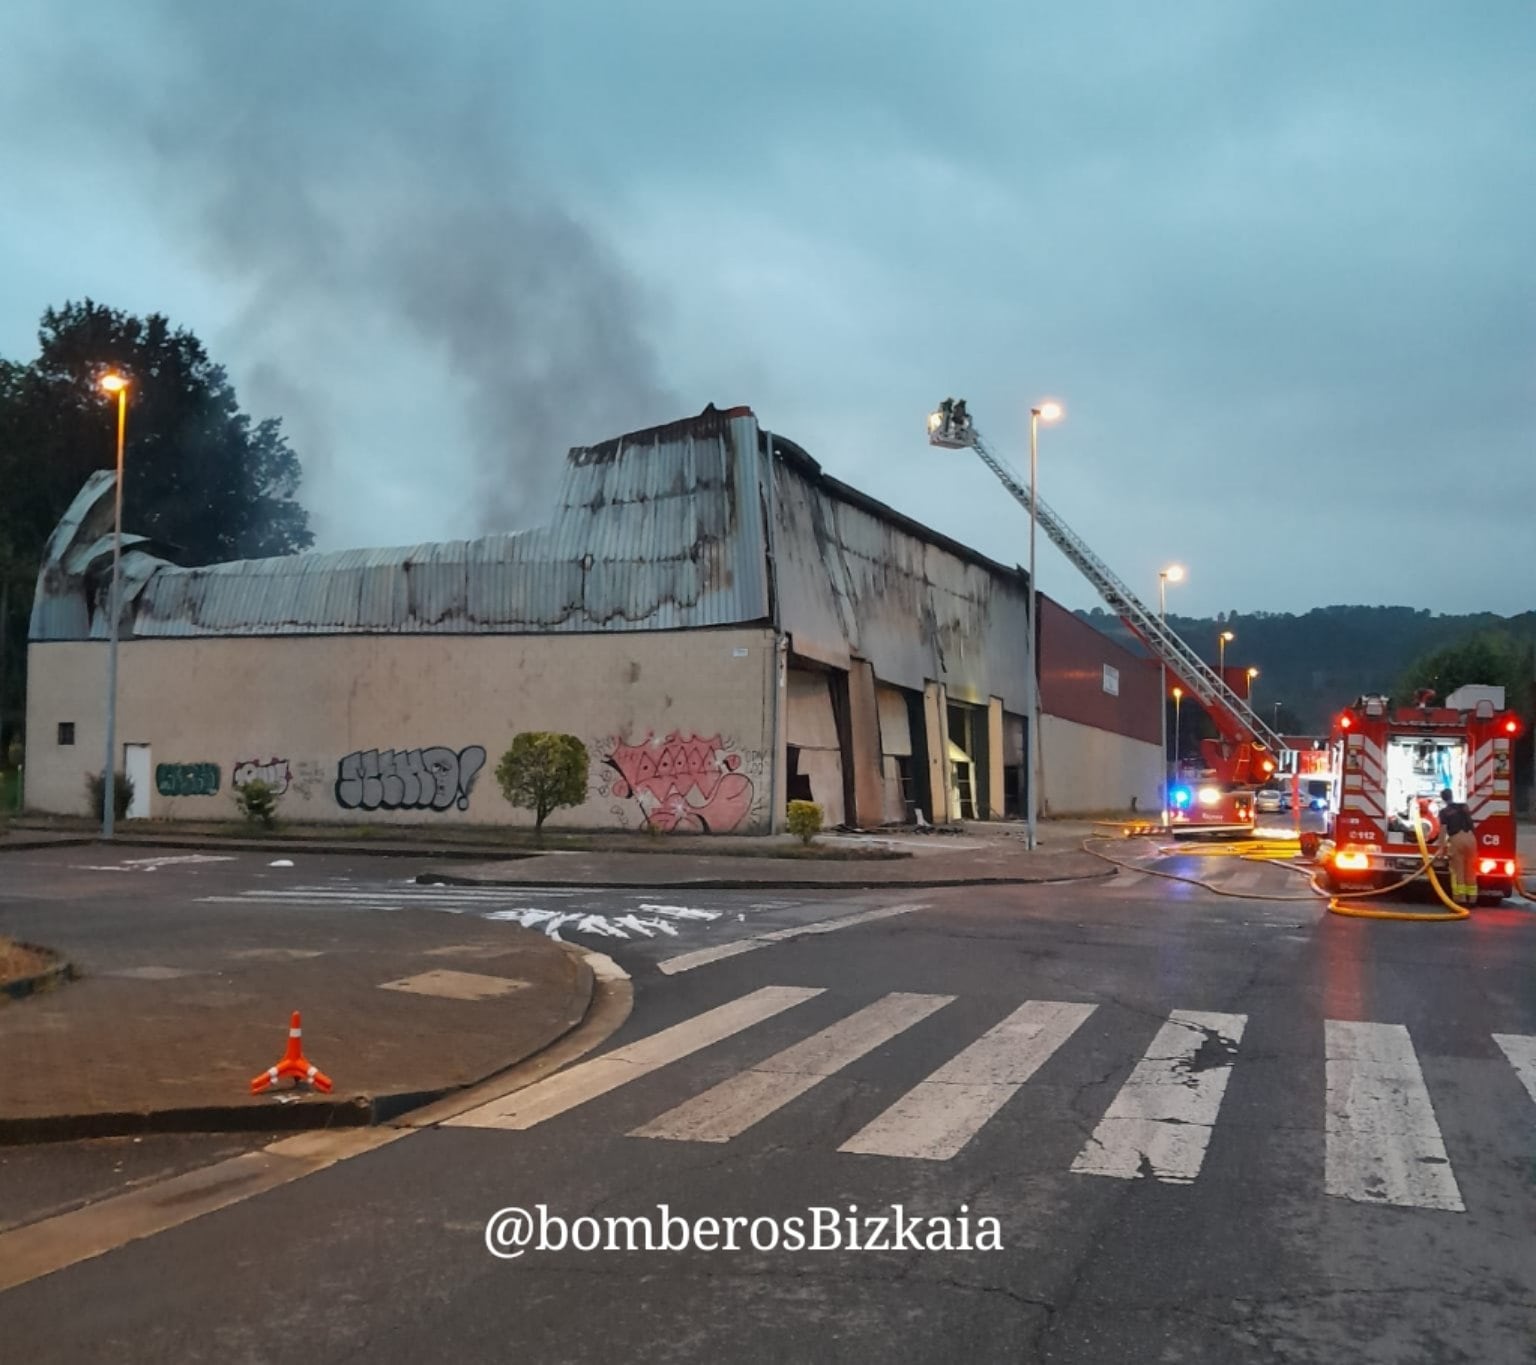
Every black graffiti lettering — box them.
[335,745,487,813]
[456,746,487,810]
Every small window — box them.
[57,722,75,746]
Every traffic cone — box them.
[250,1011,334,1094]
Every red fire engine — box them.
[1317,691,1522,903]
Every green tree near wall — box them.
[0,299,316,752]
[495,733,590,836]
[1396,631,1535,807]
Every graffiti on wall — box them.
[597,731,758,833]
[232,757,292,795]
[335,746,487,813]
[156,762,220,797]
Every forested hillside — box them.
[1078,605,1536,732]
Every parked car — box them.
[1254,785,1283,813]
[1280,778,1332,812]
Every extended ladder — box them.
[935,411,1286,755]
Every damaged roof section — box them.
[31,407,772,640]
[31,402,1030,708]
[765,436,1032,705]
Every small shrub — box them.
[235,778,280,829]
[787,799,823,845]
[85,770,134,821]
[496,732,589,837]
[5,735,22,770]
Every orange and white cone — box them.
[250,1011,334,1094]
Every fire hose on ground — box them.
[1081,821,1519,920]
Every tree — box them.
[1397,631,1535,809]
[495,733,590,835]
[0,300,315,748]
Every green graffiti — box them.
[155,762,220,797]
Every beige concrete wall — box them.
[786,667,844,826]
[1039,713,1161,816]
[25,629,779,832]
[847,659,884,828]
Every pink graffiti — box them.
[605,731,754,833]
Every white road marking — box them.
[1071,1009,1247,1183]
[840,1000,1097,1160]
[1492,1033,1536,1106]
[445,985,823,1130]
[484,905,720,941]
[656,902,926,975]
[1112,871,1149,889]
[75,854,238,871]
[631,993,953,1144]
[1323,1020,1463,1212]
[215,886,581,901]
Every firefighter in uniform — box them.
[1437,787,1477,906]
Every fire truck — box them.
[1317,689,1522,903]
[927,398,1282,835]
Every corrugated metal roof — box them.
[31,407,772,641]
[768,453,1033,707]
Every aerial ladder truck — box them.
[927,398,1287,834]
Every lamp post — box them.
[1024,400,1063,851]
[1158,565,1185,824]
[98,372,128,839]
[1172,686,1184,783]
[1246,666,1259,707]
[1273,700,1282,730]
[1218,630,1234,683]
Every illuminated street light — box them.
[1246,666,1260,706]
[1172,686,1184,780]
[1158,565,1184,824]
[1218,630,1234,678]
[98,371,129,838]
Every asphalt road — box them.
[2,845,1534,1363]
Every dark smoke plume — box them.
[15,1,676,538]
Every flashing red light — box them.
[1505,719,1519,734]
[1260,759,1274,773]
[1339,714,1353,730]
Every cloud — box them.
[1,0,1530,614]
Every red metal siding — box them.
[1038,596,1160,744]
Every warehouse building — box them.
[27,405,1160,831]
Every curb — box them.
[0,955,596,1147]
[0,837,97,854]
[2,833,538,861]
[1,948,78,1005]
[415,867,1118,892]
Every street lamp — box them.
[1273,700,1282,730]
[1158,565,1185,824]
[1172,686,1184,781]
[1218,630,1234,680]
[1023,399,1063,851]
[1246,666,1259,707]
[98,371,128,839]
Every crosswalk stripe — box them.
[1071,1009,1247,1184]
[445,986,823,1131]
[1224,867,1265,893]
[839,1000,1097,1160]
[1324,1020,1463,1212]
[1491,1034,1536,1106]
[1112,870,1149,889]
[630,993,953,1144]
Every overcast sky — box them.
[2,2,1531,616]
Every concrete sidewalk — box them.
[0,902,592,1143]
[422,823,1115,890]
